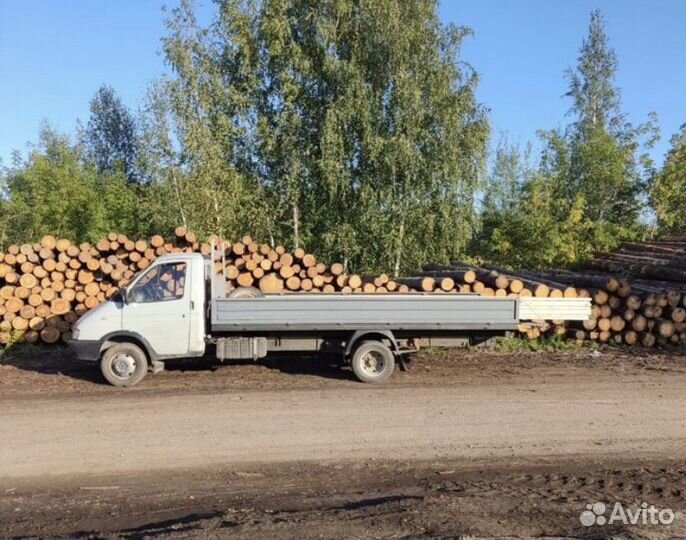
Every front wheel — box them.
[350,341,395,383]
[100,343,148,387]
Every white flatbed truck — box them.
[68,252,591,386]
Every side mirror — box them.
[111,289,126,304]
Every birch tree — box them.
[148,0,488,273]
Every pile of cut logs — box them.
[586,233,686,283]
[0,228,683,347]
[0,231,186,345]
[0,227,427,345]
[412,233,686,347]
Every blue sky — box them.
[1,0,684,168]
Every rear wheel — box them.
[351,341,395,384]
[100,342,148,387]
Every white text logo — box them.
[580,501,675,527]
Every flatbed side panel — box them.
[211,294,518,332]
[519,297,592,321]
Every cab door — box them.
[122,261,191,356]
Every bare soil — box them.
[0,346,684,539]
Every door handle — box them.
[190,300,195,310]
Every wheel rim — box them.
[359,350,386,375]
[110,353,137,379]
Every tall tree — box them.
[146,0,488,273]
[565,10,619,133]
[85,85,140,183]
[649,124,686,233]
[141,0,269,240]
[562,10,652,244]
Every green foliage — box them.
[649,125,686,233]
[0,340,45,359]
[474,10,653,269]
[143,0,488,274]
[143,1,270,241]
[84,85,140,183]
[560,11,656,249]
[0,126,144,247]
[481,138,530,217]
[565,10,619,133]
[489,335,594,353]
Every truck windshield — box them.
[128,263,186,303]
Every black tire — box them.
[100,342,148,387]
[351,341,395,384]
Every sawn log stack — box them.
[0,228,683,347]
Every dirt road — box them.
[1,370,683,478]
[0,347,684,538]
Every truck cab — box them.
[70,254,208,384]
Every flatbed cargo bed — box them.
[210,293,590,333]
[211,294,518,332]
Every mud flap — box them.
[151,360,165,374]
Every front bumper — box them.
[68,339,101,362]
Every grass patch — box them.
[0,341,59,361]
[418,335,598,355]
[485,335,598,353]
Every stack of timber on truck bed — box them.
[412,234,686,348]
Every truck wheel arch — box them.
[100,332,157,364]
[345,330,399,359]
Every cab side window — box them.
[129,263,186,303]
